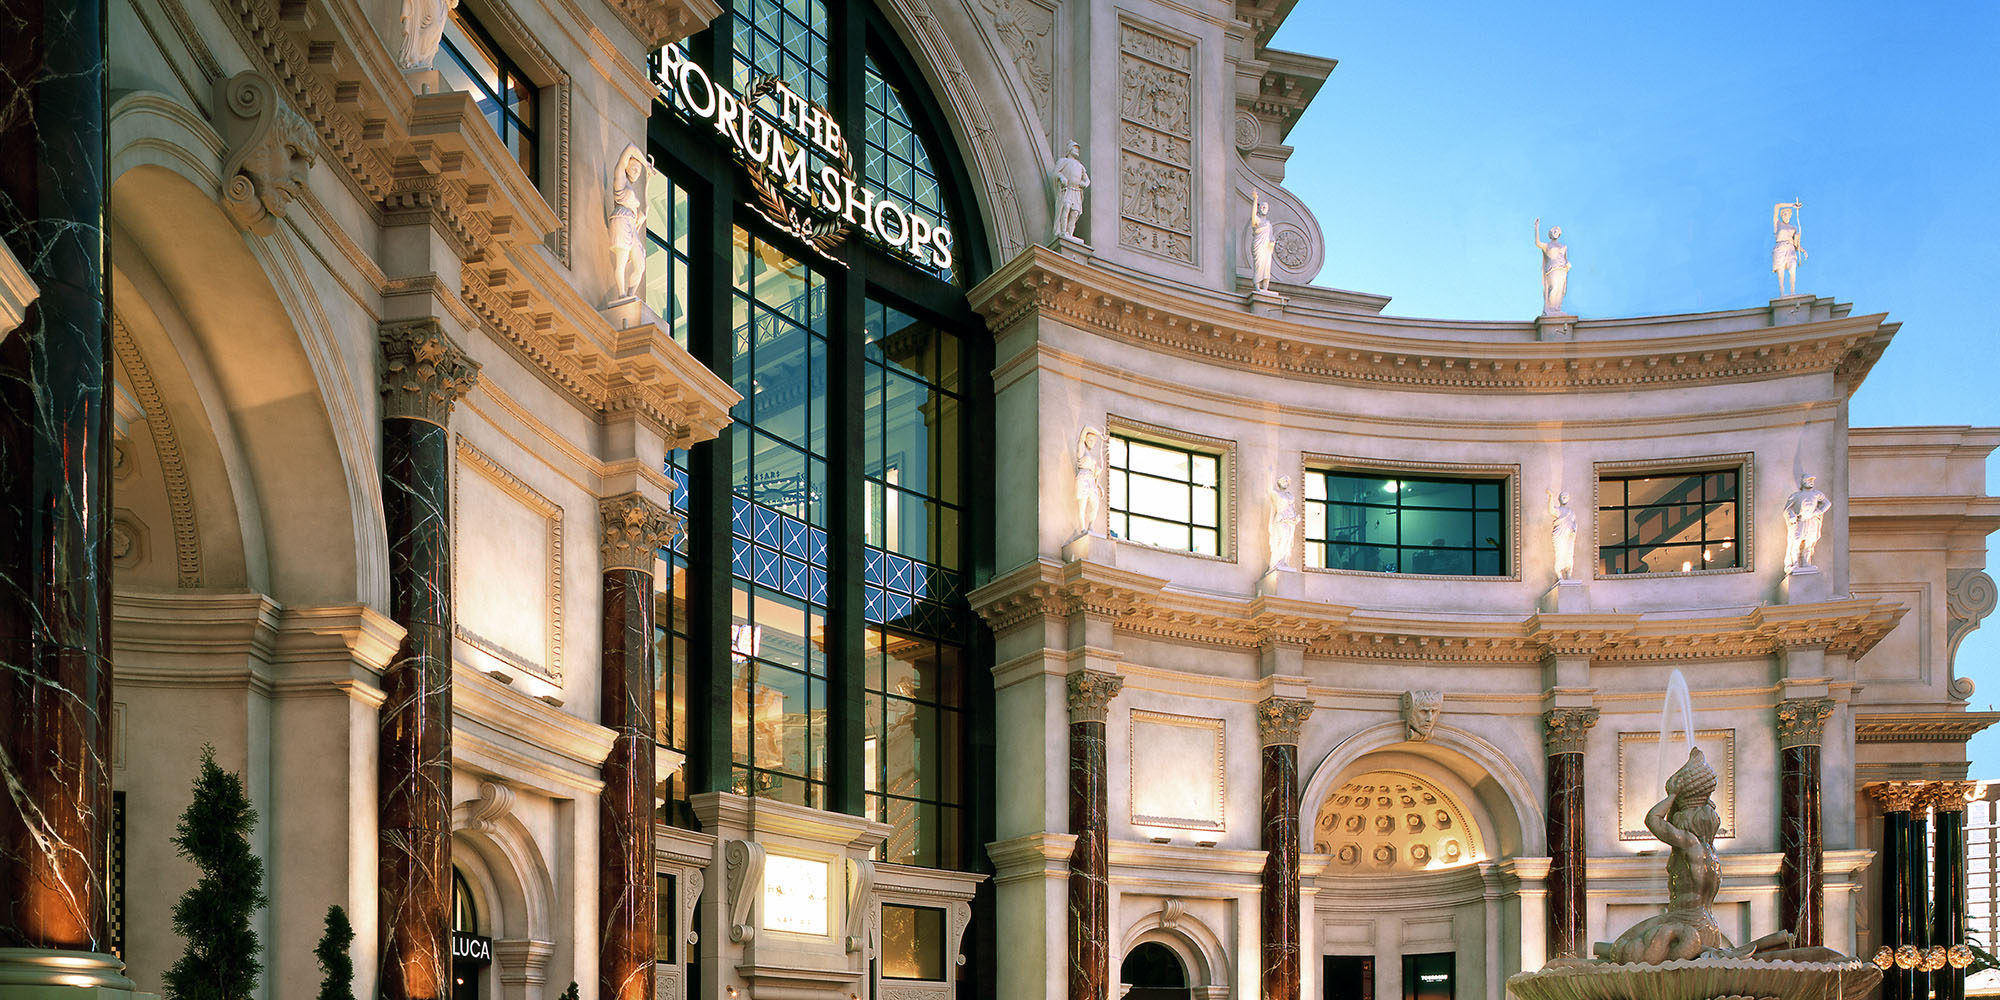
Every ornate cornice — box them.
[1542,707,1599,755]
[968,558,1905,662]
[1868,781,1931,814]
[598,493,679,573]
[607,0,722,47]
[1255,696,1314,747]
[112,317,201,587]
[1065,669,1124,724]
[967,246,1895,396]
[1854,712,2000,745]
[379,320,479,425]
[1776,697,1836,749]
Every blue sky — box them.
[1270,3,2000,771]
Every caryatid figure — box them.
[1053,141,1090,241]
[1269,475,1302,572]
[1783,474,1832,573]
[1772,201,1806,296]
[1535,218,1570,314]
[1548,488,1578,582]
[1074,425,1103,537]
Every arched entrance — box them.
[1121,941,1191,1000]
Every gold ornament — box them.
[1896,944,1923,970]
[1923,946,1948,972]
[1948,944,1976,969]
[1872,947,1896,971]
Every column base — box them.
[1246,288,1287,316]
[1051,233,1092,258]
[1536,313,1578,340]
[1259,567,1302,598]
[1769,293,1819,326]
[0,949,154,998]
[406,68,446,95]
[1063,531,1116,566]
[1540,579,1590,613]
[1781,565,1834,604]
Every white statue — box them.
[1548,488,1577,582]
[1535,218,1569,314]
[1401,690,1443,742]
[399,0,458,70]
[607,146,647,304]
[1053,141,1090,241]
[1783,474,1832,573]
[1074,425,1103,537]
[1249,190,1275,292]
[1772,200,1806,297]
[1269,475,1302,572]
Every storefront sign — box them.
[452,931,493,964]
[655,44,953,270]
[760,853,830,936]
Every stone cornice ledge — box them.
[985,833,1077,886]
[453,662,615,795]
[1855,711,2000,744]
[970,558,1905,661]
[113,593,400,704]
[968,245,1896,395]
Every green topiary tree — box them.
[558,983,581,1000]
[315,905,354,1000]
[163,745,268,1000]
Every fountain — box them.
[1507,672,1880,1000]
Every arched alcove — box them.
[1300,721,1542,857]
[1312,769,1483,872]
[1122,941,1190,1000]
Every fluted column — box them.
[1932,782,1975,1000]
[1543,707,1599,960]
[1066,669,1123,1000]
[1258,697,1314,1000]
[598,494,677,1000]
[1777,697,1833,946]
[1871,782,1927,1000]
[0,0,117,979]
[377,321,478,1000]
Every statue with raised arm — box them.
[1535,218,1570,314]
[1269,475,1302,571]
[1783,474,1832,573]
[607,145,648,304]
[1053,141,1090,241]
[400,0,458,70]
[1593,748,1729,963]
[1074,425,1103,537]
[1772,201,1806,296]
[1548,488,1577,582]
[1250,190,1275,292]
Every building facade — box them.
[0,0,1993,998]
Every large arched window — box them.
[647,0,990,872]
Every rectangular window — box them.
[1107,433,1221,555]
[881,904,947,980]
[438,5,539,184]
[1597,468,1741,575]
[643,168,691,348]
[1305,471,1506,576]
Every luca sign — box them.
[655,44,953,269]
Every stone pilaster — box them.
[1542,707,1598,960]
[1777,697,1834,946]
[598,494,677,1000]
[1871,781,1928,1000]
[377,320,477,1000]
[1257,697,1313,1000]
[1066,669,1123,1000]
[0,0,120,983]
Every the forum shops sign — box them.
[655,44,953,270]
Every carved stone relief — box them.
[112,317,202,587]
[1117,20,1194,263]
[724,839,766,941]
[1233,111,1261,151]
[1946,568,1996,696]
[1616,729,1736,841]
[215,71,318,237]
[977,0,1053,140]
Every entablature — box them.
[969,557,1907,664]
[969,246,1896,395]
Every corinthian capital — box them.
[1256,697,1314,747]
[1542,707,1600,755]
[599,493,679,572]
[1868,781,1929,814]
[1065,669,1124,724]
[1926,780,1981,813]
[1775,697,1836,749]
[379,320,479,424]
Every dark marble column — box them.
[1257,697,1314,1000]
[377,321,478,1000]
[0,0,112,963]
[1776,697,1833,947]
[598,494,677,1000]
[1065,669,1123,1000]
[1932,782,1973,1000]
[1871,782,1925,1000]
[1542,707,1599,960]
[1910,796,1933,1000]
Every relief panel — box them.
[454,437,565,681]
[1117,19,1194,263]
[1617,728,1736,841]
[1128,710,1225,831]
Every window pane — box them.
[1126,440,1190,481]
[882,905,946,980]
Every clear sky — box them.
[1269,2,2000,772]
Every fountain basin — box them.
[1507,957,1880,1000]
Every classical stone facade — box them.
[2,0,1989,998]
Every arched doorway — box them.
[1121,941,1191,1000]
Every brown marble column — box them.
[0,0,115,971]
[1258,697,1315,1000]
[1932,782,1974,1000]
[1542,707,1599,960]
[1871,782,1926,1000]
[598,494,677,1000]
[1776,697,1833,947]
[1066,669,1123,1000]
[377,321,478,1000]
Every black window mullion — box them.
[825,0,867,818]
